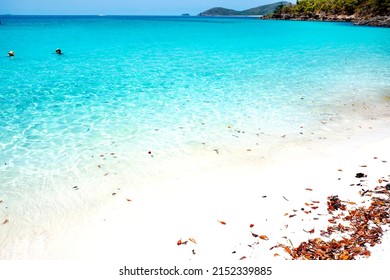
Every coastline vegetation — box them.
[272,0,390,17]
[266,0,390,26]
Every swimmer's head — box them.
[8,50,14,57]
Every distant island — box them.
[265,0,390,27]
[198,1,291,16]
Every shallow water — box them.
[0,16,389,258]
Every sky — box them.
[0,0,287,15]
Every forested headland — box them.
[266,0,390,27]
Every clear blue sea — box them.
[0,16,389,258]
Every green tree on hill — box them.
[271,0,390,17]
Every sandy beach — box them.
[1,136,389,280]
[0,91,388,263]
[15,112,386,262]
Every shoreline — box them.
[81,122,390,261]
[2,117,388,260]
[262,14,390,28]
[0,91,389,260]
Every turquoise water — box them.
[0,16,390,257]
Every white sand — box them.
[45,119,390,262]
[1,107,389,263]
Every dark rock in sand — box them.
[355,173,366,178]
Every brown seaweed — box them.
[276,183,389,260]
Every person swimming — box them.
[55,48,63,55]
[8,50,14,57]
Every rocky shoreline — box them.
[354,16,390,27]
[264,13,390,28]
